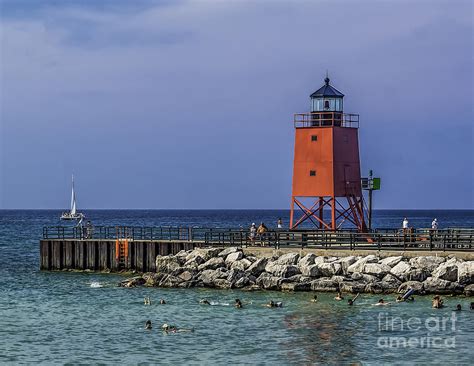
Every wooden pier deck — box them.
[40,226,473,272]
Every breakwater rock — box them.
[120,248,474,296]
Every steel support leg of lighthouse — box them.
[290,196,367,232]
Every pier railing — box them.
[42,226,474,251]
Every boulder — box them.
[397,281,424,294]
[381,273,402,287]
[225,251,244,265]
[186,248,220,263]
[340,281,366,293]
[275,253,300,265]
[432,259,458,282]
[217,247,241,259]
[234,276,250,289]
[143,273,165,286]
[246,256,257,263]
[390,261,412,280]
[310,277,338,292]
[423,277,463,294]
[158,274,183,287]
[155,255,181,274]
[120,276,146,287]
[256,272,282,290]
[351,272,378,283]
[338,256,357,274]
[463,283,474,296]
[331,276,347,285]
[362,263,391,278]
[457,261,474,285]
[301,264,320,277]
[298,253,316,268]
[175,250,190,265]
[265,262,300,278]
[182,261,200,270]
[230,258,252,271]
[379,256,403,268]
[178,280,196,288]
[406,268,431,282]
[409,256,445,272]
[178,270,194,282]
[347,255,379,273]
[214,279,233,289]
[317,262,342,277]
[227,268,246,284]
[364,282,385,294]
[199,269,224,286]
[246,257,268,277]
[198,257,225,271]
[281,282,311,292]
[314,256,326,265]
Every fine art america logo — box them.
[377,312,457,348]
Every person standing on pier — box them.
[249,223,257,242]
[431,218,438,230]
[277,218,283,229]
[402,218,409,231]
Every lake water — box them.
[1,210,473,364]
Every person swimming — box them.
[311,295,318,303]
[348,293,360,306]
[373,299,391,306]
[334,291,344,301]
[454,304,462,311]
[266,300,282,308]
[144,297,151,305]
[161,323,194,333]
[145,320,152,330]
[471,302,474,310]
[432,295,444,309]
[199,299,211,305]
[160,299,166,304]
[235,299,243,308]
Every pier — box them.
[40,226,474,271]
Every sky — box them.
[0,0,472,209]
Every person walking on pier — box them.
[431,218,438,230]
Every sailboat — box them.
[60,175,85,222]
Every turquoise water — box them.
[1,210,473,364]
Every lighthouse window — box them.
[309,170,316,176]
[324,100,330,110]
[311,135,318,142]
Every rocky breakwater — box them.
[120,247,474,296]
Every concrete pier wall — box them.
[40,240,196,272]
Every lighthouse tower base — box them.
[290,195,367,232]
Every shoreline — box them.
[115,247,474,297]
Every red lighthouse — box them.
[290,76,367,231]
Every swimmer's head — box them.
[379,299,384,304]
[145,320,152,329]
[456,304,461,311]
[348,299,353,306]
[160,299,166,304]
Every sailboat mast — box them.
[71,175,77,215]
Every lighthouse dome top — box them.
[310,77,344,98]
